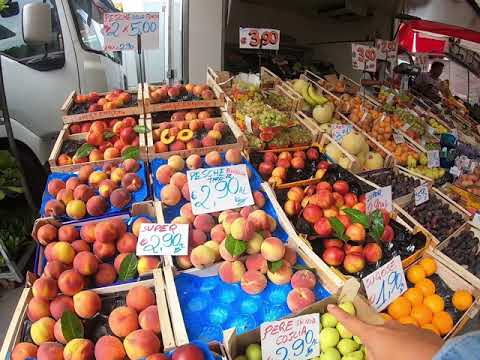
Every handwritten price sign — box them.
[187,164,254,215]
[261,313,320,360]
[375,39,398,61]
[136,223,188,256]
[393,133,405,144]
[240,27,280,50]
[414,183,429,206]
[362,256,407,311]
[473,213,480,228]
[332,124,353,142]
[427,150,440,168]
[103,13,160,51]
[352,44,377,72]
[366,186,392,214]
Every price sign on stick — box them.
[104,13,160,51]
[136,224,189,256]
[363,256,407,311]
[366,186,392,214]
[472,213,480,228]
[352,44,377,72]
[375,39,398,61]
[332,124,353,142]
[393,133,405,144]
[261,313,320,360]
[414,183,429,206]
[188,164,254,215]
[427,150,440,168]
[240,27,280,50]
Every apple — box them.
[264,152,277,164]
[333,180,349,195]
[291,157,305,169]
[344,192,358,207]
[277,158,291,169]
[381,225,394,242]
[363,243,383,263]
[343,253,366,273]
[258,162,274,177]
[172,344,205,360]
[323,238,344,248]
[316,181,332,192]
[322,247,345,266]
[302,204,323,223]
[314,217,332,237]
[306,148,319,161]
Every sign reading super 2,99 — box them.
[187,164,254,215]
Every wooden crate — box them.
[61,86,144,124]
[0,274,175,359]
[292,112,323,143]
[49,116,148,172]
[145,112,246,161]
[436,183,478,215]
[318,133,359,173]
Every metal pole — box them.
[0,57,37,212]
[137,35,144,94]
[467,69,470,103]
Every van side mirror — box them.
[0,1,20,17]
[22,2,51,45]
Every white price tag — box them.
[188,164,254,215]
[261,314,320,360]
[386,93,395,104]
[393,133,405,144]
[245,116,253,133]
[401,123,411,131]
[366,186,392,214]
[473,213,480,228]
[136,224,189,256]
[375,39,398,61]
[427,150,440,168]
[449,166,461,177]
[427,126,436,136]
[104,13,160,51]
[332,124,353,142]
[362,256,407,311]
[414,183,429,206]
[352,44,377,72]
[240,27,280,50]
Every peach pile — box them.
[149,83,215,103]
[72,89,134,113]
[58,117,141,166]
[44,159,144,219]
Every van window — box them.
[0,0,64,70]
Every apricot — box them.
[48,179,66,197]
[291,270,316,289]
[139,305,160,333]
[109,306,139,337]
[53,319,66,343]
[95,263,117,286]
[245,253,268,273]
[71,240,90,253]
[57,270,85,296]
[45,199,66,217]
[73,290,101,319]
[287,287,316,313]
[93,241,116,259]
[127,285,156,312]
[63,339,94,360]
[110,188,132,209]
[124,329,161,360]
[111,167,126,183]
[186,154,202,170]
[267,261,293,285]
[219,260,245,283]
[52,242,75,264]
[95,221,118,243]
[27,297,51,322]
[66,200,86,220]
[33,277,58,300]
[231,217,255,241]
[241,270,268,295]
[50,295,74,320]
[261,237,285,262]
[98,179,117,198]
[11,342,38,360]
[31,317,55,345]
[137,256,160,275]
[190,244,216,268]
[210,224,226,243]
[37,224,58,245]
[73,251,99,276]
[95,336,126,360]
[37,342,64,360]
[80,223,96,243]
[168,155,185,171]
[170,172,188,189]
[205,151,222,167]
[122,173,144,192]
[73,184,95,202]
[193,214,215,232]
[44,260,67,280]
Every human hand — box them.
[326,304,444,360]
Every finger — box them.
[326,304,373,337]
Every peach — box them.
[89,149,104,162]
[53,319,66,343]
[98,179,117,198]
[33,277,58,300]
[37,224,58,245]
[93,241,116,259]
[66,176,82,190]
[189,229,207,247]
[110,188,132,209]
[37,342,64,360]
[117,232,137,253]
[172,216,189,225]
[44,242,56,261]
[219,240,238,261]
[253,191,266,208]
[88,171,108,188]
[86,195,108,216]
[57,270,85,296]
[114,253,131,272]
[219,260,246,283]
[222,212,241,234]
[111,167,126,183]
[186,154,202,170]
[213,122,225,132]
[154,141,168,153]
[345,223,366,242]
[283,245,297,266]
[203,118,216,130]
[241,270,268,295]
[78,165,94,183]
[66,200,86,220]
[58,225,78,243]
[127,285,156,312]
[210,224,226,243]
[190,244,216,268]
[170,140,186,151]
[52,242,75,264]
[246,232,264,254]
[205,151,222,166]
[181,182,190,200]
[27,297,51,322]
[207,130,222,141]
[248,210,270,231]
[245,253,268,273]
[31,317,55,345]
[204,240,220,260]
[44,260,67,280]
[218,209,234,224]
[95,221,118,243]
[124,329,161,360]
[287,287,316,313]
[261,237,285,262]
[80,223,96,243]
[155,165,174,185]
[109,306,139,337]
[179,203,194,223]
[73,251,99,276]
[73,184,94,202]
[71,240,90,253]
[147,354,168,360]
[139,305,160,333]
[48,179,66,197]
[122,173,143,192]
[95,336,126,360]
[230,217,255,241]
[176,255,193,269]
[240,206,254,219]
[167,155,185,171]
[57,188,74,205]
[11,342,38,360]
[193,214,215,233]
[160,184,182,206]
[201,136,217,147]
[291,270,316,289]
[45,199,66,217]
[57,154,73,166]
[170,172,188,189]
[63,339,94,360]
[73,290,101,319]
[95,263,117,286]
[111,218,127,237]
[138,256,161,275]
[267,261,293,285]
[225,148,242,164]
[50,295,74,320]
[123,158,140,172]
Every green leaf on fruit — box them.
[292,264,317,274]
[225,234,247,257]
[369,209,385,242]
[329,217,349,242]
[268,260,283,273]
[104,131,115,139]
[118,253,138,281]
[61,311,84,341]
[122,146,140,160]
[74,144,94,158]
[134,125,150,134]
[342,208,369,228]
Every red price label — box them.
[240,28,280,50]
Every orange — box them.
[411,304,433,326]
[452,290,473,311]
[407,265,426,284]
[381,313,393,322]
[422,323,441,336]
[419,257,437,276]
[415,278,436,297]
[398,316,418,326]
[424,294,445,313]
[387,296,412,320]
[404,288,424,306]
[432,311,453,335]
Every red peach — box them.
[138,305,160,333]
[57,270,85,296]
[344,193,358,207]
[314,218,332,237]
[322,246,345,266]
[117,232,138,253]
[343,253,366,273]
[32,277,58,300]
[219,260,246,283]
[345,223,366,242]
[73,290,101,319]
[73,251,99,276]
[240,270,268,295]
[303,204,323,223]
[267,261,293,285]
[109,306,139,337]
[261,237,285,262]
[49,296,74,320]
[27,297,51,322]
[95,263,117,286]
[245,253,268,273]
[291,270,317,289]
[94,336,126,360]
[93,241,116,259]
[287,288,316,313]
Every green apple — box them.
[336,323,353,339]
[246,344,261,360]
[320,328,340,349]
[234,357,247,360]
[353,336,362,345]
[338,302,356,316]
[341,350,364,360]
[337,339,359,355]
[321,313,338,328]
[320,347,341,360]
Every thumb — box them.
[326,304,372,337]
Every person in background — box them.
[360,60,391,96]
[413,61,446,101]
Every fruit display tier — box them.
[40,160,148,222]
[61,88,143,123]
[150,107,223,124]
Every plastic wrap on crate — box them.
[167,340,222,360]
[40,160,149,221]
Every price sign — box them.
[136,223,188,256]
[375,39,398,61]
[393,133,405,144]
[473,213,480,228]
[386,93,395,104]
[363,256,407,311]
[414,183,429,206]
[240,27,280,50]
[427,150,440,168]
[103,13,160,51]
[188,164,254,215]
[427,126,436,136]
[261,313,320,360]
[332,124,353,142]
[449,166,461,177]
[352,44,377,72]
[366,186,392,214]
[245,116,253,133]
[401,122,411,131]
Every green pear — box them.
[353,336,362,345]
[321,313,338,328]
[320,328,340,349]
[246,344,262,360]
[341,350,364,360]
[338,302,356,316]
[320,347,341,360]
[336,323,353,339]
[337,339,359,355]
